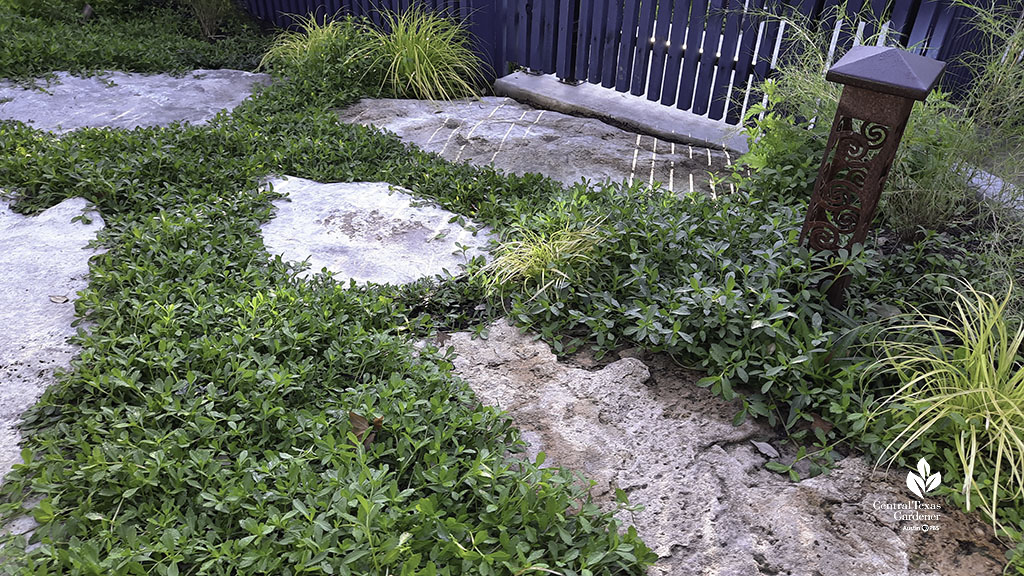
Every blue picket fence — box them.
[238,0,999,124]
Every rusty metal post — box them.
[799,46,946,307]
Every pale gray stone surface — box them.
[337,97,735,195]
[0,69,271,133]
[449,320,1006,576]
[261,176,493,284]
[493,71,750,153]
[0,198,104,480]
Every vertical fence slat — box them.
[889,0,922,44]
[529,0,545,69]
[588,0,610,82]
[494,0,509,76]
[692,0,726,114]
[646,0,675,100]
[678,0,709,109]
[600,0,624,87]
[859,0,889,43]
[925,3,957,58]
[725,0,764,122]
[630,0,659,95]
[575,0,595,80]
[556,0,576,79]
[906,0,939,50]
[661,0,693,105]
[542,0,558,71]
[752,0,781,82]
[707,0,744,119]
[515,0,529,65]
[615,0,642,91]
[835,0,865,52]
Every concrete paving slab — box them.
[261,176,494,285]
[493,72,749,153]
[337,97,735,196]
[0,69,271,133]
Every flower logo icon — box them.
[907,458,941,499]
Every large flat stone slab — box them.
[261,176,492,284]
[449,320,1006,576]
[337,97,734,196]
[0,198,104,480]
[0,69,271,133]
[493,71,749,153]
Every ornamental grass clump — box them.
[870,280,1024,528]
[362,6,486,100]
[260,13,375,106]
[480,219,605,299]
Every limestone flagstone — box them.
[260,176,493,284]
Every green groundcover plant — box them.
[3,0,1024,572]
[0,107,653,575]
[0,6,655,575]
[0,1,268,78]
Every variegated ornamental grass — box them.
[361,6,486,101]
[871,280,1024,528]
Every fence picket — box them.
[528,0,544,69]
[575,0,595,80]
[589,0,610,83]
[661,0,693,105]
[707,0,743,119]
[557,0,577,79]
[543,0,558,71]
[726,0,765,122]
[692,0,727,114]
[679,0,710,110]
[515,0,529,65]
[645,0,676,99]
[616,0,643,91]
[906,0,939,50]
[630,0,659,95]
[601,0,624,87]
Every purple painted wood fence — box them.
[238,0,1002,124]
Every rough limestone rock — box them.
[261,176,493,284]
[0,198,104,479]
[0,70,271,133]
[337,97,733,195]
[448,320,1007,576]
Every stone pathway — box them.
[450,321,1007,576]
[337,97,735,195]
[0,199,104,479]
[0,70,270,133]
[0,69,1011,575]
[261,177,493,283]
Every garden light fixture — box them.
[799,45,946,306]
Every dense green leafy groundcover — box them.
[0,1,268,79]
[2,2,1024,573]
[0,97,659,573]
[0,8,656,575]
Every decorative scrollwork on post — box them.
[800,117,899,253]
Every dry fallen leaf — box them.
[49,295,69,304]
[348,411,382,448]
